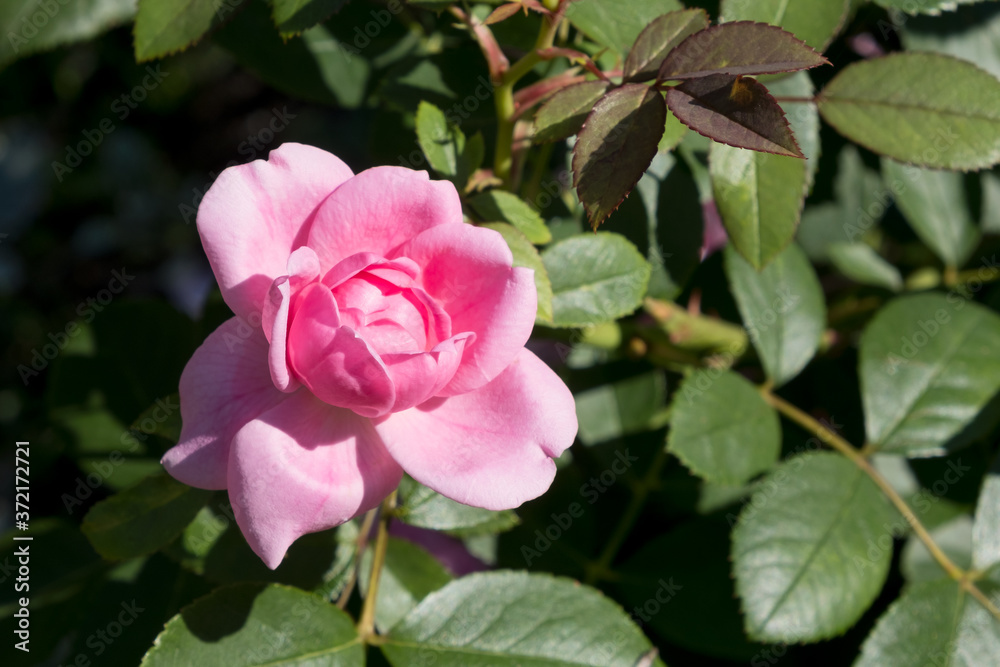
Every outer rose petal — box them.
[228,392,403,569]
[162,318,288,490]
[393,223,536,395]
[306,167,463,271]
[375,349,577,510]
[262,247,321,392]
[198,143,353,321]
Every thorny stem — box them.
[585,445,670,585]
[760,389,1000,622]
[494,12,562,186]
[358,490,398,640]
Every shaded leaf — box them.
[470,190,551,244]
[667,73,803,157]
[829,242,904,291]
[721,0,851,51]
[873,0,985,15]
[566,0,683,56]
[380,572,665,667]
[732,452,898,642]
[82,473,212,560]
[416,100,473,184]
[0,0,135,69]
[541,232,651,327]
[855,578,1000,667]
[575,371,666,445]
[725,243,825,385]
[624,9,709,83]
[658,21,828,80]
[882,159,980,268]
[135,0,241,61]
[142,583,363,666]
[974,455,1000,570]
[533,80,611,143]
[573,84,667,228]
[860,294,1000,456]
[395,476,520,537]
[902,4,1000,80]
[817,53,1000,170]
[669,369,781,485]
[271,0,348,35]
[480,222,554,324]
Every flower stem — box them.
[585,445,669,585]
[336,508,379,609]
[357,490,397,640]
[760,389,1000,621]
[493,13,561,186]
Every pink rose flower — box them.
[162,143,578,568]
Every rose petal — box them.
[228,392,403,569]
[287,282,395,417]
[162,318,289,490]
[393,223,536,396]
[197,143,353,321]
[375,349,577,510]
[383,333,474,412]
[262,246,321,392]
[306,167,463,271]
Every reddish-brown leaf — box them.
[658,21,828,81]
[572,84,667,229]
[665,74,803,157]
[624,9,709,83]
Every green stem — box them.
[336,508,379,609]
[493,14,561,185]
[357,490,397,640]
[585,446,669,585]
[761,389,1000,622]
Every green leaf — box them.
[380,571,665,667]
[860,294,1000,455]
[667,74,803,157]
[711,146,802,269]
[395,476,520,537]
[817,52,1000,170]
[855,578,1000,667]
[901,515,973,583]
[82,473,212,560]
[541,232,651,327]
[470,191,551,244]
[829,242,903,291]
[973,455,1000,570]
[142,583,363,666]
[359,537,452,632]
[668,369,781,485]
[272,0,348,35]
[882,159,980,268]
[134,0,240,61]
[131,394,182,443]
[873,0,985,15]
[416,101,467,183]
[480,222,554,324]
[566,0,683,56]
[732,452,899,642]
[658,21,828,80]
[572,84,666,228]
[725,243,824,385]
[720,0,851,50]
[532,81,611,143]
[623,9,709,83]
[0,0,136,69]
[902,4,1000,80]
[575,371,666,445]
